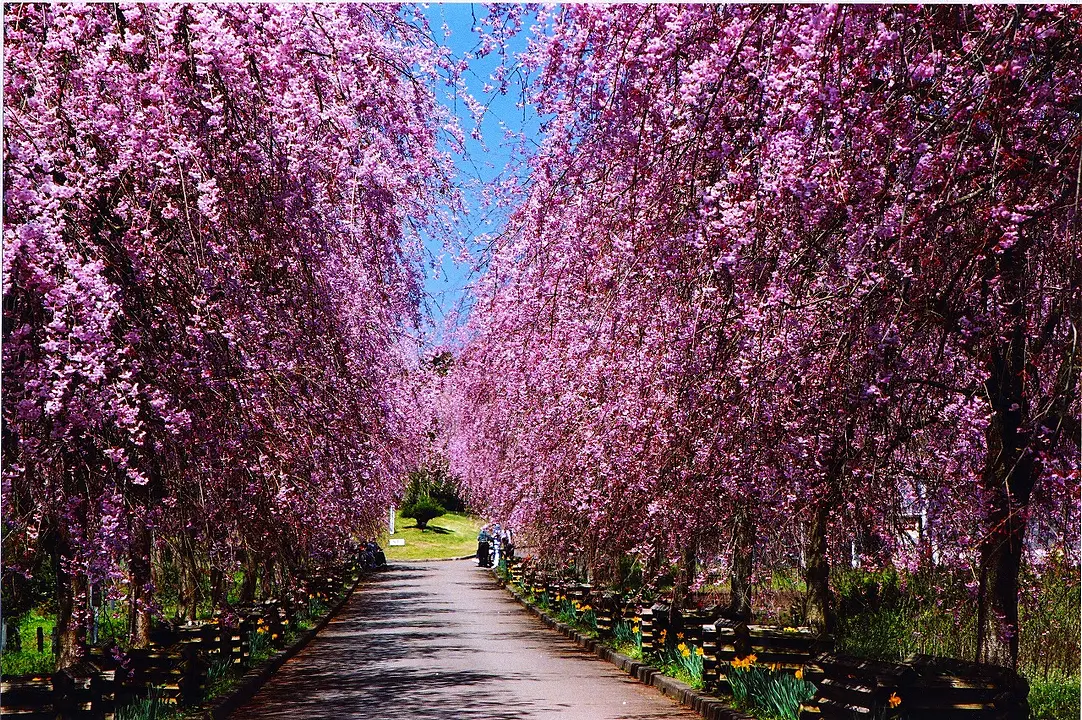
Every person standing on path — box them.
[477,525,491,567]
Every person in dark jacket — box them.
[476,526,491,567]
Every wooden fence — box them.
[0,558,367,719]
[503,561,1027,719]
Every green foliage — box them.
[0,649,55,676]
[203,656,237,700]
[1,609,57,676]
[728,664,816,720]
[403,469,465,513]
[551,594,597,636]
[115,687,177,720]
[300,595,329,627]
[247,626,273,664]
[1029,674,1081,720]
[614,555,643,594]
[384,510,481,561]
[833,564,1079,681]
[612,618,643,660]
[95,604,129,647]
[400,497,446,530]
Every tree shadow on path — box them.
[233,563,697,720]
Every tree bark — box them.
[975,493,1028,668]
[804,503,834,632]
[178,535,202,622]
[128,508,153,648]
[672,538,698,612]
[973,242,1055,669]
[975,303,1037,669]
[51,525,87,670]
[726,507,755,621]
[210,567,227,611]
[238,551,257,604]
[261,556,276,599]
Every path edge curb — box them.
[203,571,371,719]
[497,576,754,720]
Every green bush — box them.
[247,626,273,664]
[400,497,446,530]
[203,656,237,700]
[403,469,466,513]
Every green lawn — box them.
[381,510,482,562]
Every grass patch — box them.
[380,510,482,561]
[2,609,57,675]
[1029,674,1080,720]
[1,650,55,676]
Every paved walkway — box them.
[233,560,698,719]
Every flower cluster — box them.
[731,654,758,671]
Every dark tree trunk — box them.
[51,525,87,670]
[969,237,1070,669]
[238,552,257,604]
[726,507,755,621]
[804,503,834,632]
[975,494,1028,668]
[178,535,202,622]
[210,567,227,611]
[975,301,1038,669]
[672,539,698,612]
[261,557,275,599]
[128,508,153,648]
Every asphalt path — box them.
[232,559,698,719]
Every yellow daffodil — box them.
[695,647,704,657]
[795,668,803,680]
[731,653,757,670]
[681,647,691,658]
[677,642,688,652]
[888,693,902,708]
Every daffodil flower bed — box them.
[611,618,643,660]
[654,638,706,690]
[553,595,598,634]
[726,657,816,720]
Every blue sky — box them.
[417,4,543,343]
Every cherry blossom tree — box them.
[3,3,451,666]
[446,4,1080,669]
